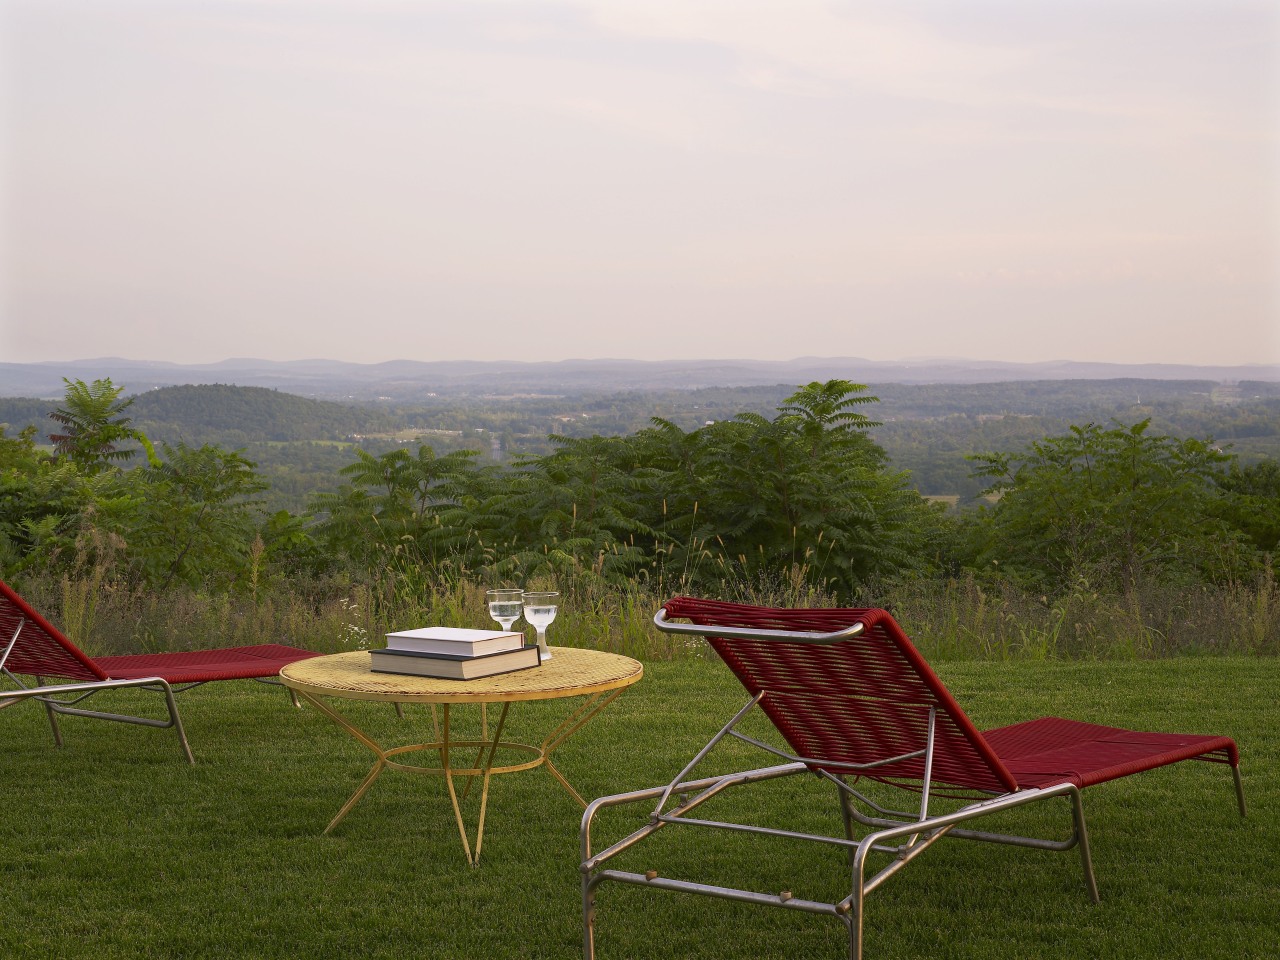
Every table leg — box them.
[440,705,473,864]
[294,691,394,834]
[540,689,626,808]
[461,703,491,802]
[441,702,510,867]
[470,702,510,866]
[292,680,634,863]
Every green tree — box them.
[1215,459,1280,555]
[309,444,487,576]
[966,419,1257,590]
[476,435,652,584]
[48,378,157,473]
[627,380,934,596]
[0,424,138,578]
[126,443,269,589]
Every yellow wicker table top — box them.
[280,647,643,704]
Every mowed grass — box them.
[1,657,1276,960]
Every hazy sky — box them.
[1,0,1277,366]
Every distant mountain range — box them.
[2,356,1278,400]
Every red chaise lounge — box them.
[580,597,1245,960]
[1,579,321,762]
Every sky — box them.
[1,0,1277,367]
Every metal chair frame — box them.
[2,617,196,763]
[0,580,316,764]
[580,605,1245,960]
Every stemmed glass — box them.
[522,591,558,662]
[486,589,524,634]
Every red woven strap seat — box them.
[0,584,107,682]
[663,596,1018,794]
[1,580,318,685]
[2,579,322,762]
[94,645,323,684]
[661,596,1237,796]
[982,716,1238,789]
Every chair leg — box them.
[33,676,64,747]
[583,875,597,960]
[158,682,195,764]
[848,843,868,960]
[1231,764,1246,817]
[837,778,857,870]
[1067,787,1100,903]
[42,701,64,752]
[845,911,862,960]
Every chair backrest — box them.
[662,597,1018,795]
[0,580,108,683]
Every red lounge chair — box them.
[0,579,321,763]
[580,598,1245,960]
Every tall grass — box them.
[878,570,1280,660]
[13,566,1280,662]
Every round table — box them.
[280,647,643,866]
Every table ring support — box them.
[295,687,624,866]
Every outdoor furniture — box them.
[281,646,643,866]
[0,579,321,763]
[580,597,1245,960]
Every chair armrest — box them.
[653,609,865,644]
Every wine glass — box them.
[522,591,558,662]
[486,589,524,633]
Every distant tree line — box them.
[2,377,1277,607]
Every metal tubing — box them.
[852,784,1078,845]
[583,870,597,960]
[1067,786,1099,903]
[651,692,765,818]
[160,680,195,763]
[848,838,869,960]
[730,729,926,772]
[5,675,194,763]
[906,707,937,848]
[819,773,920,821]
[582,775,1105,960]
[654,813,865,851]
[838,779,858,870]
[1232,764,1246,817]
[654,608,865,645]
[0,619,23,672]
[2,676,171,700]
[940,825,1078,851]
[592,870,840,916]
[862,823,955,896]
[251,675,303,709]
[580,763,804,871]
[43,698,63,747]
[821,778,1084,851]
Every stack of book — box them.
[369,627,540,680]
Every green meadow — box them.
[2,656,1275,960]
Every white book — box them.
[384,627,525,657]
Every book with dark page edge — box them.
[369,644,540,680]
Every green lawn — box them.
[1,657,1276,959]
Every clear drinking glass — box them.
[521,591,558,662]
[486,589,524,633]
